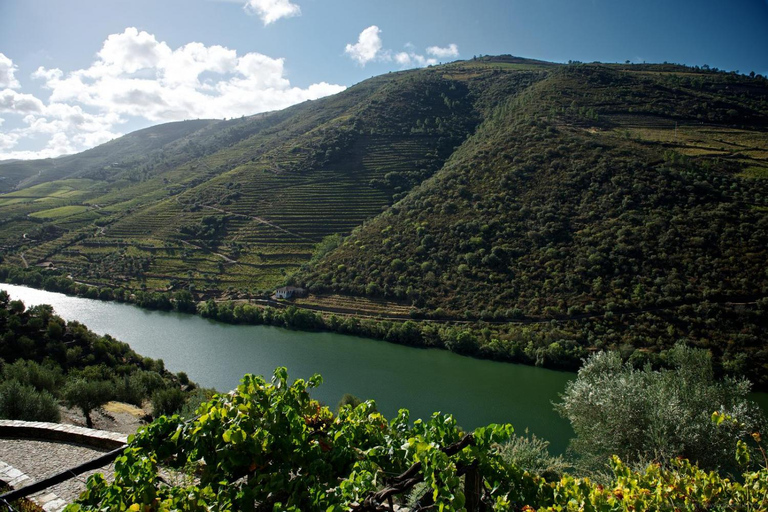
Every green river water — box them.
[3,283,767,455]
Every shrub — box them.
[178,387,217,419]
[499,431,570,481]
[556,344,766,476]
[0,380,60,422]
[2,360,62,394]
[336,393,362,412]
[152,387,187,417]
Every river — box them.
[0,284,577,453]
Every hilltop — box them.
[1,56,767,383]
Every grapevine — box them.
[67,368,768,511]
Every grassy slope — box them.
[0,119,220,193]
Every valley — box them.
[1,56,768,385]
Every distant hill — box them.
[1,56,768,383]
[0,119,221,193]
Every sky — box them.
[0,0,766,161]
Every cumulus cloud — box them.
[345,26,385,66]
[244,0,301,25]
[0,53,20,89]
[344,30,458,69]
[0,89,45,114]
[394,43,439,68]
[0,28,345,160]
[0,132,19,150]
[426,44,459,59]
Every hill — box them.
[1,56,768,383]
[295,61,768,383]
[0,56,551,293]
[0,119,220,193]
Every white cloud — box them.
[0,89,45,114]
[0,132,19,150]
[0,28,345,160]
[394,51,437,68]
[426,44,459,59]
[244,0,301,25]
[344,30,458,69]
[0,53,21,89]
[95,28,171,76]
[345,26,385,66]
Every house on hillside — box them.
[274,286,307,299]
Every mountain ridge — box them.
[1,56,767,383]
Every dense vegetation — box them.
[0,292,195,425]
[68,366,768,511]
[297,62,768,385]
[556,344,766,476]
[2,56,768,385]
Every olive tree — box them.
[556,344,766,476]
[0,380,60,422]
[64,379,113,428]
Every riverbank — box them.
[0,282,578,454]
[3,264,767,391]
[0,264,588,373]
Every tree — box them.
[151,387,187,417]
[0,380,60,422]
[64,379,114,428]
[336,393,362,412]
[556,344,766,475]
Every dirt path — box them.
[19,252,28,268]
[200,204,318,243]
[279,294,765,325]
[179,239,237,264]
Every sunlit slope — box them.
[1,57,551,293]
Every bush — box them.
[336,393,362,412]
[71,368,768,511]
[443,329,478,354]
[2,360,62,394]
[556,344,766,476]
[178,387,217,419]
[0,380,60,422]
[152,387,187,417]
[499,431,570,481]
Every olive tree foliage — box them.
[64,379,114,428]
[556,344,766,476]
[0,380,60,422]
[499,431,570,481]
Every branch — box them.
[352,434,476,511]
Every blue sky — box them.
[1,0,766,160]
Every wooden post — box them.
[464,463,481,512]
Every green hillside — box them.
[0,119,220,193]
[296,62,768,382]
[2,56,768,383]
[0,56,550,294]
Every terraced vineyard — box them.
[1,58,541,294]
[292,293,415,319]
[2,56,768,385]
